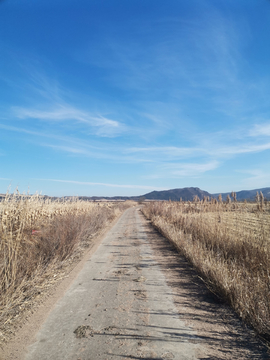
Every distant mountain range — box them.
[137,187,270,201]
[1,187,270,202]
[76,186,270,202]
[137,187,212,201]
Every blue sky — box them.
[0,0,270,197]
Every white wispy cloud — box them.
[217,143,270,155]
[0,123,103,149]
[165,161,219,177]
[127,146,202,157]
[0,124,100,153]
[78,6,242,96]
[1,56,126,138]
[76,3,270,135]
[0,123,152,162]
[34,178,166,191]
[13,104,124,137]
[0,123,50,137]
[249,123,270,137]
[44,144,90,155]
[2,120,270,168]
[127,138,270,160]
[24,67,63,103]
[144,160,219,180]
[240,169,270,189]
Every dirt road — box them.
[4,207,270,359]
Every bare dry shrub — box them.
[142,200,270,340]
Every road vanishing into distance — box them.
[4,207,269,360]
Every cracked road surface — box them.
[23,207,269,359]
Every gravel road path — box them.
[10,207,270,359]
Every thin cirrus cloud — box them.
[43,137,270,163]
[0,123,101,153]
[127,146,202,155]
[82,9,243,111]
[216,143,270,156]
[165,161,220,177]
[8,66,125,137]
[240,169,270,189]
[249,123,270,137]
[0,123,110,159]
[127,134,270,160]
[0,123,152,162]
[34,178,167,191]
[144,160,219,180]
[2,120,270,167]
[44,144,90,155]
[38,141,153,162]
[12,104,124,137]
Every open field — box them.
[0,192,133,343]
[142,199,270,342]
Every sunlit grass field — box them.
[142,198,270,341]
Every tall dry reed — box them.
[0,191,132,342]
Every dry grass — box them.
[142,199,270,341]
[0,191,133,343]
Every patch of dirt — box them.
[133,290,147,300]
[133,276,147,282]
[74,325,94,338]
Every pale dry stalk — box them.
[0,192,133,342]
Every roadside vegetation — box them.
[0,191,133,343]
[142,194,270,341]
